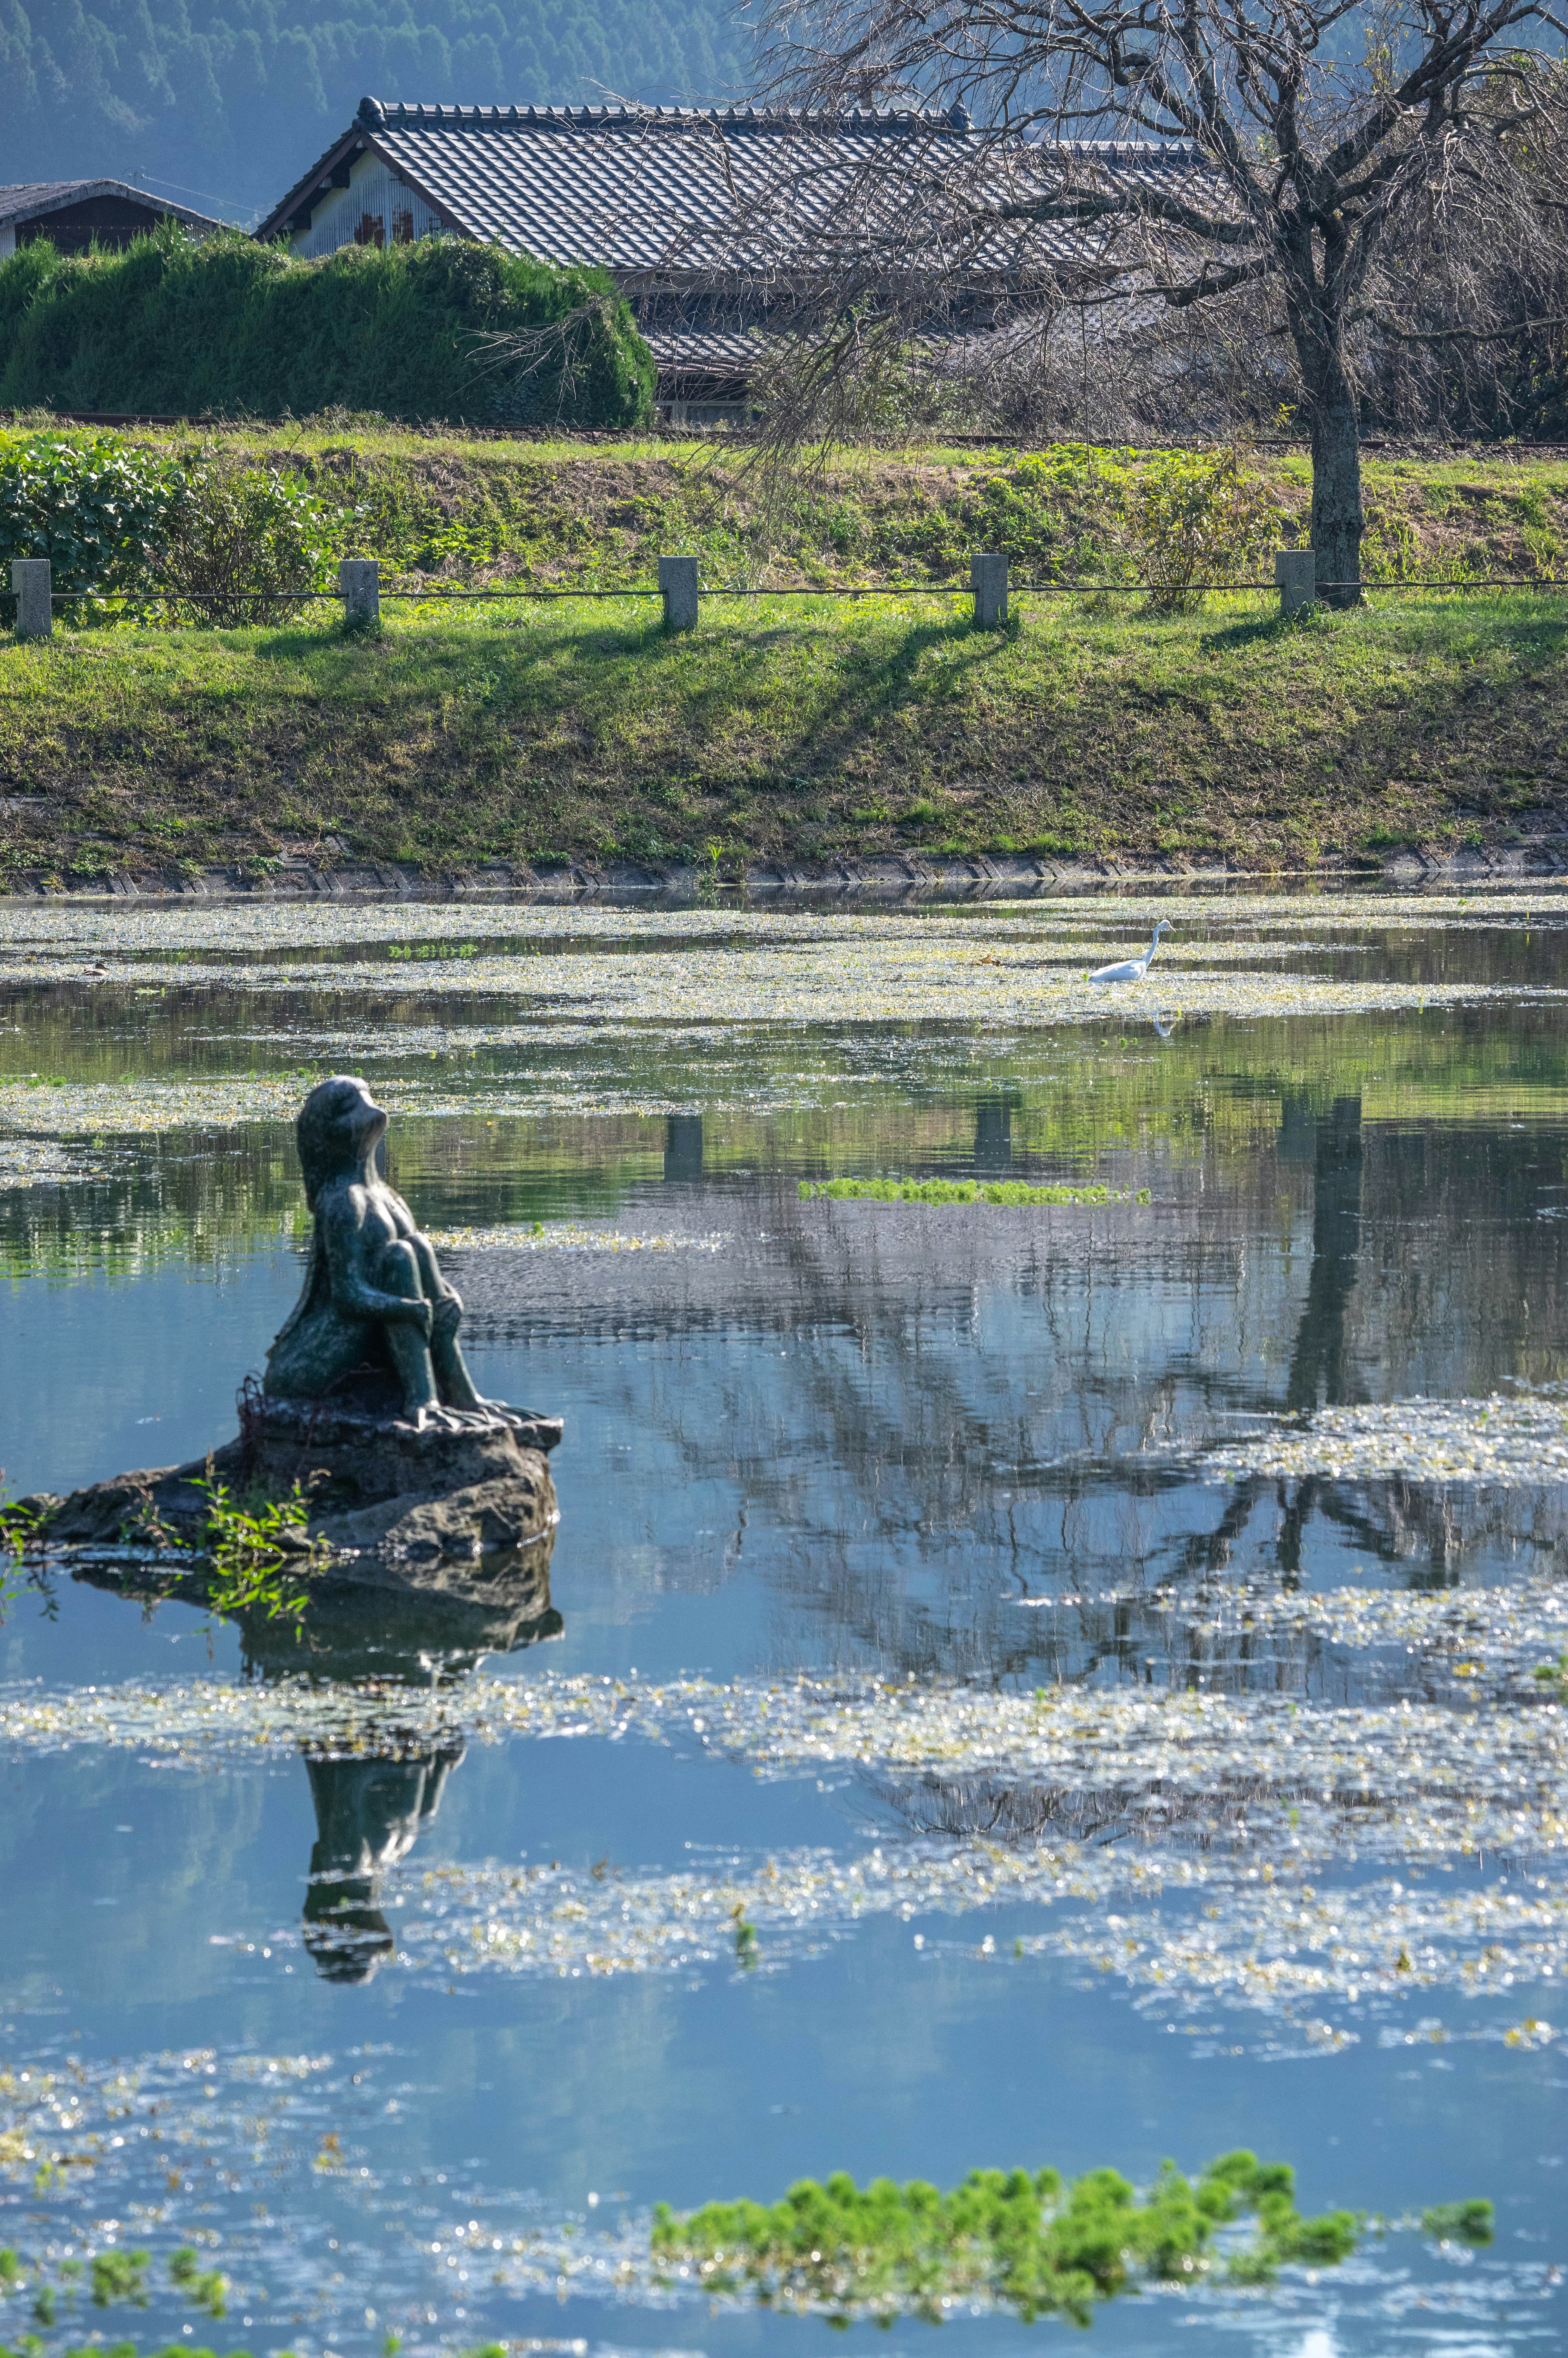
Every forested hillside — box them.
[0,0,752,220]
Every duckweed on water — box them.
[7,1677,1560,1867]
[0,2048,1532,2345]
[797,1179,1147,1206]
[650,2151,1368,2321]
[1,2347,245,2358]
[425,1224,732,1255]
[1200,1394,1568,1487]
[370,1843,1568,2026]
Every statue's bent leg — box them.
[377,1240,440,1415]
[406,1234,486,1410]
[430,1296,486,1411]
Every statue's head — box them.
[296,1075,388,1209]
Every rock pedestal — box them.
[43,1395,561,1588]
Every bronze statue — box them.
[265,1074,488,1426]
[46,1075,560,1574]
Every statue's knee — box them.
[379,1239,423,1298]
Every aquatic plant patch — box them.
[0,2033,1512,2347]
[651,2153,1369,2321]
[425,1225,732,1255]
[5,887,1568,961]
[1199,1393,1568,1486]
[0,1140,114,1190]
[1,940,1560,1037]
[797,1178,1148,1205]
[1014,1571,1568,1677]
[3,1675,1562,1875]
[277,1840,1568,2029]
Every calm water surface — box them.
[1,891,1565,2358]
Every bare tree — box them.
[734,3,1568,598]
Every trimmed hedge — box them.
[0,227,655,428]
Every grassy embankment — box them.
[3,427,1568,880]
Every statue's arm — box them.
[321,1194,431,1329]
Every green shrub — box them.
[0,431,188,597]
[972,443,1277,606]
[160,462,334,624]
[0,226,654,430]
[1124,445,1279,611]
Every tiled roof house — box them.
[256,98,1210,416]
[0,181,223,259]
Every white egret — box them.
[1089,918,1172,984]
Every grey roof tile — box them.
[257,101,1212,279]
[0,179,221,232]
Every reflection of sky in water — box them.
[1,895,1566,2357]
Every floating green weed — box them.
[799,1177,1147,1206]
[1,2347,250,2358]
[89,2251,149,2308]
[167,2250,226,2318]
[651,2151,1383,2322]
[1420,2200,1495,2245]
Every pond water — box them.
[1,889,1566,2358]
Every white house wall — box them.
[289,154,447,259]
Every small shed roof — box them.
[0,180,223,234]
[256,100,1212,281]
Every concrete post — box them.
[658,554,699,632]
[339,557,380,629]
[971,550,1008,629]
[1274,547,1316,617]
[11,559,52,641]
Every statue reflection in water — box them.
[301,1744,466,1982]
[235,1527,561,1985]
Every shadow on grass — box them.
[768,614,1007,782]
[1198,592,1568,660]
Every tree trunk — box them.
[1307,392,1364,607]
[1286,247,1365,607]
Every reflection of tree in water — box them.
[1283,1096,1364,1415]
[874,1764,1281,1857]
[530,1082,1568,1698]
[303,1746,463,1983]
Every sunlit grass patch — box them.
[798,1177,1148,1205]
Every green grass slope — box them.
[2,434,1567,883]
[2,590,1564,883]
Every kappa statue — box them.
[265,1073,489,1425]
